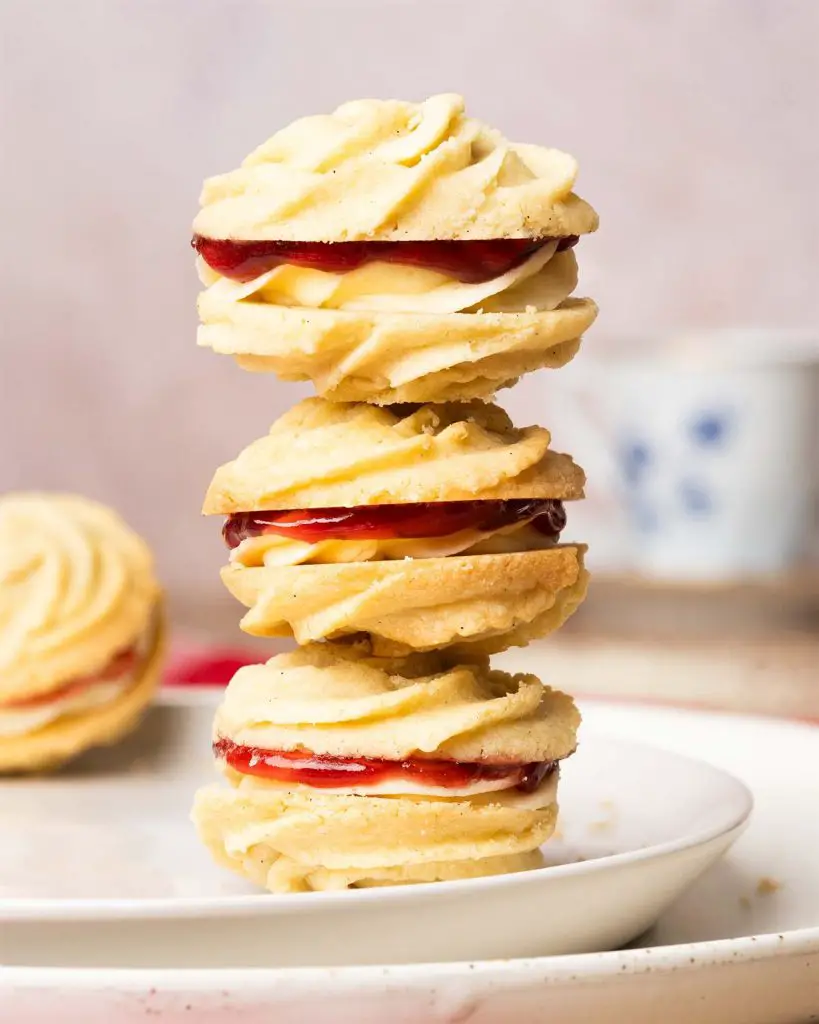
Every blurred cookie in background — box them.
[0,493,165,773]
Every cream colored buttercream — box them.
[230,518,557,568]
[0,620,156,738]
[0,677,132,738]
[197,243,576,316]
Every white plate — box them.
[0,691,749,969]
[3,700,818,1024]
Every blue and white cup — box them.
[607,331,818,581]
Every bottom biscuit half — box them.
[222,546,589,655]
[0,615,166,774]
[192,777,558,893]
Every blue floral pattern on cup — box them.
[678,478,714,517]
[689,410,731,448]
[618,407,734,531]
[620,440,652,487]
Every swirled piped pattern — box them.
[214,643,579,771]
[194,94,598,243]
[193,779,557,891]
[197,290,596,404]
[204,398,584,515]
[0,494,160,703]
[221,546,588,653]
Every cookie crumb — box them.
[756,877,781,896]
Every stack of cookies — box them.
[192,95,598,892]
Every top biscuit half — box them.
[203,398,584,516]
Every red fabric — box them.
[164,650,266,686]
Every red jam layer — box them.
[214,738,557,794]
[223,499,566,549]
[1,646,138,710]
[192,235,578,284]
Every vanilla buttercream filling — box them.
[230,519,558,568]
[197,243,577,317]
[225,763,560,802]
[0,625,152,738]
[0,677,134,737]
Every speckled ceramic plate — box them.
[2,700,816,1023]
[0,690,749,970]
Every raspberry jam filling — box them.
[193,235,578,285]
[214,737,558,794]
[223,499,566,549]
[0,646,138,710]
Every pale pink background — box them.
[1,0,817,601]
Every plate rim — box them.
[2,924,819,989]
[0,702,753,921]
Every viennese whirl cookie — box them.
[194,94,597,404]
[0,494,165,772]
